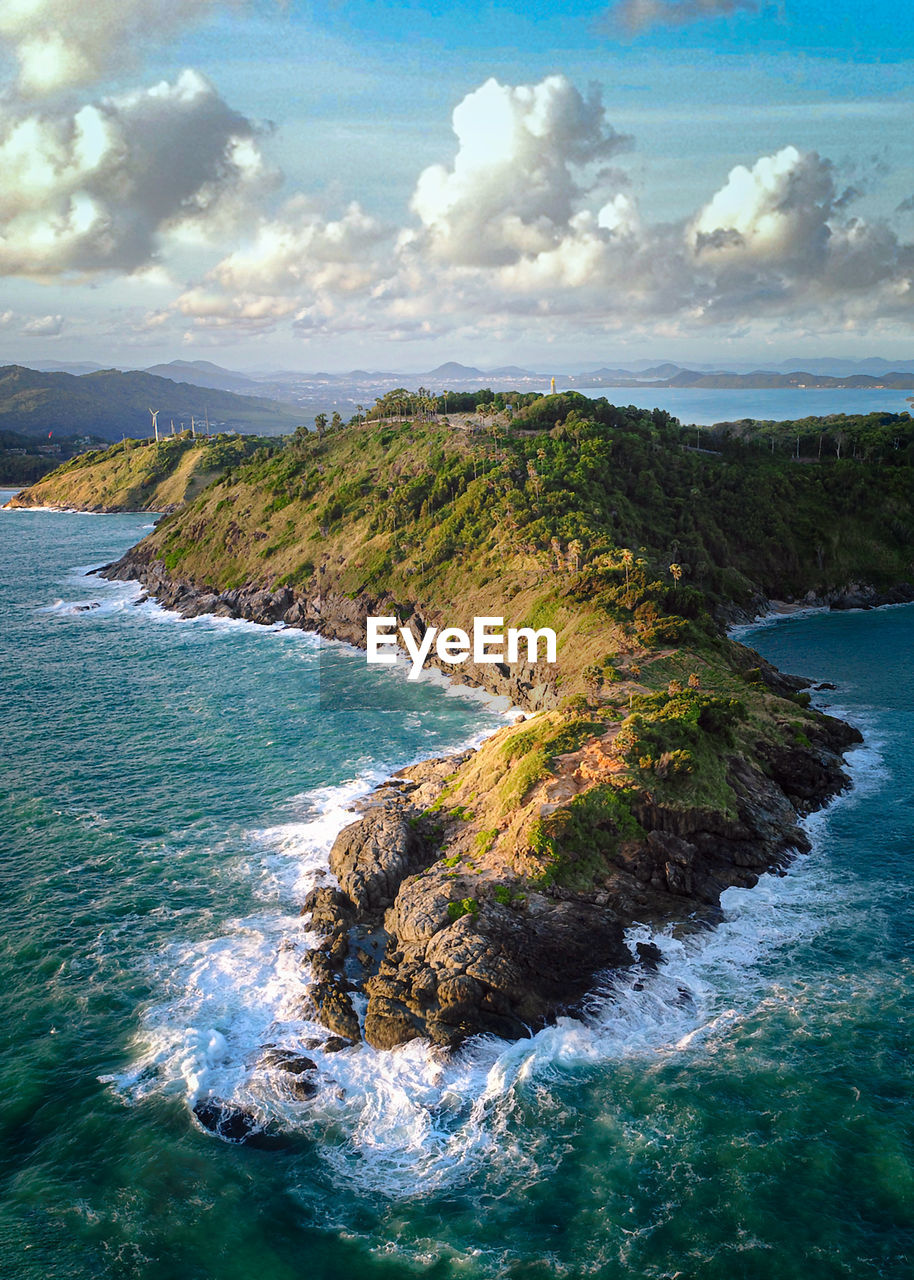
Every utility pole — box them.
[191,415,196,438]
[148,408,160,442]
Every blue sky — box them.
[1,0,912,370]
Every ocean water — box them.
[1,498,912,1279]
[574,385,914,425]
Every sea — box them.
[573,386,914,425]
[1,496,912,1280]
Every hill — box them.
[143,359,265,394]
[0,365,304,442]
[90,392,914,1054]
[5,432,269,512]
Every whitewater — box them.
[1,497,911,1280]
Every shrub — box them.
[447,898,479,922]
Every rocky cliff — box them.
[99,546,863,1053]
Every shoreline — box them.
[92,547,864,1075]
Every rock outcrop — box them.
[98,550,561,711]
[97,548,867,1054]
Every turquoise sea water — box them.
[1,498,912,1279]
[574,386,914,425]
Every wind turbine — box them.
[149,408,160,442]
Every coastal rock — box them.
[94,548,877,1054]
[329,806,434,913]
[309,980,361,1043]
[363,889,632,1050]
[300,886,354,933]
[192,1099,288,1148]
[258,1048,320,1100]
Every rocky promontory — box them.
[98,545,864,1053]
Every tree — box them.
[314,413,327,438]
[669,562,683,583]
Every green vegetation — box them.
[46,390,914,905]
[0,429,107,486]
[0,364,302,443]
[8,433,267,512]
[529,786,644,890]
[709,410,914,465]
[447,898,480,922]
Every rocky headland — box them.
[99,545,864,1055]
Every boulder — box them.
[329,807,433,913]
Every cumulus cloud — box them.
[174,197,393,332]
[685,145,914,320]
[409,75,630,268]
[0,69,274,277]
[612,0,758,32]
[689,145,835,269]
[0,0,245,94]
[98,74,914,350]
[23,313,64,335]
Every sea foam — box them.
[101,575,885,1196]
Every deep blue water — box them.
[1,498,912,1279]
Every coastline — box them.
[92,546,865,1091]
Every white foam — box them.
[101,722,885,1197]
[98,560,888,1194]
[729,604,830,641]
[104,776,376,1115]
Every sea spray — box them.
[107,698,880,1199]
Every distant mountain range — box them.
[0,366,304,442]
[3,358,913,439]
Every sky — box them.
[1,0,913,372]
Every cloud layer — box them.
[0,69,272,277]
[3,57,912,350]
[0,0,243,94]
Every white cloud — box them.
[612,0,758,32]
[173,197,392,333]
[689,145,833,268]
[0,69,275,278]
[0,0,245,94]
[42,73,914,352]
[23,313,64,335]
[685,145,914,320]
[410,75,630,268]
[211,197,389,295]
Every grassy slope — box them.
[113,398,914,897]
[6,434,269,512]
